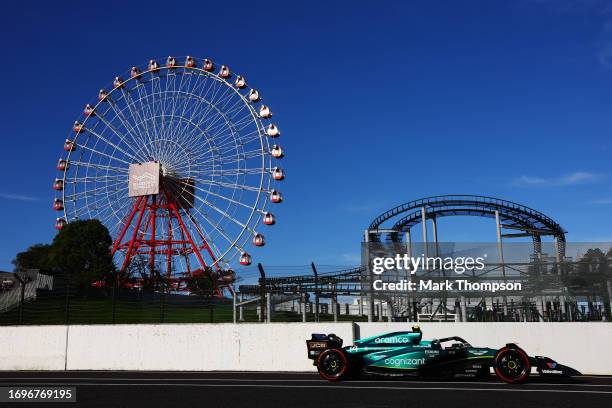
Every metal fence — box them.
[0,271,240,326]
[1,261,611,326]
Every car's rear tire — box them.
[494,346,531,384]
[317,348,349,381]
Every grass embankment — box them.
[0,296,368,325]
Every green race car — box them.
[306,326,580,383]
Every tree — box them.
[124,255,168,293]
[47,219,115,292]
[577,248,608,275]
[12,244,52,272]
[184,268,219,297]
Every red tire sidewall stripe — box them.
[317,348,348,381]
[494,347,531,384]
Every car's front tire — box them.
[316,348,349,381]
[494,346,531,384]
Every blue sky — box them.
[1,0,612,272]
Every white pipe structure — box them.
[421,207,428,258]
[364,229,373,323]
[495,210,509,317]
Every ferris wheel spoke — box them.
[195,196,253,234]
[204,112,258,145]
[180,74,225,132]
[149,80,175,162]
[209,94,252,127]
[183,105,254,160]
[80,124,143,163]
[78,193,119,219]
[120,87,156,157]
[65,175,128,184]
[134,81,163,151]
[123,84,154,138]
[97,208,126,233]
[194,170,266,180]
[164,70,189,147]
[175,182,253,220]
[68,161,128,173]
[126,93,160,159]
[146,110,223,169]
[70,192,126,218]
[196,179,262,193]
[164,85,250,154]
[195,138,262,163]
[148,75,164,139]
[207,77,245,114]
[87,186,128,211]
[173,178,256,211]
[77,143,133,166]
[193,132,261,165]
[190,75,233,126]
[184,83,237,139]
[188,164,266,176]
[199,100,246,137]
[150,73,170,162]
[90,113,148,162]
[157,79,185,164]
[167,71,199,143]
[187,204,240,251]
[159,71,184,161]
[186,211,224,262]
[182,209,224,262]
[64,179,127,201]
[105,96,154,158]
[163,83,218,161]
[68,186,128,205]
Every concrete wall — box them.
[0,323,610,374]
[66,323,353,371]
[0,325,66,370]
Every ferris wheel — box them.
[52,56,284,286]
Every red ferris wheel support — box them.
[110,187,222,291]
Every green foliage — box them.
[47,219,115,291]
[12,244,52,272]
[12,219,116,293]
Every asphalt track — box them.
[0,371,611,408]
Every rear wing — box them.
[306,333,343,361]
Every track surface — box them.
[0,371,611,408]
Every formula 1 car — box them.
[306,326,580,383]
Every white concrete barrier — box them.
[0,325,66,370]
[0,323,610,374]
[66,323,353,371]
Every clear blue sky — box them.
[1,0,612,272]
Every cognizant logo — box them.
[384,357,425,366]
